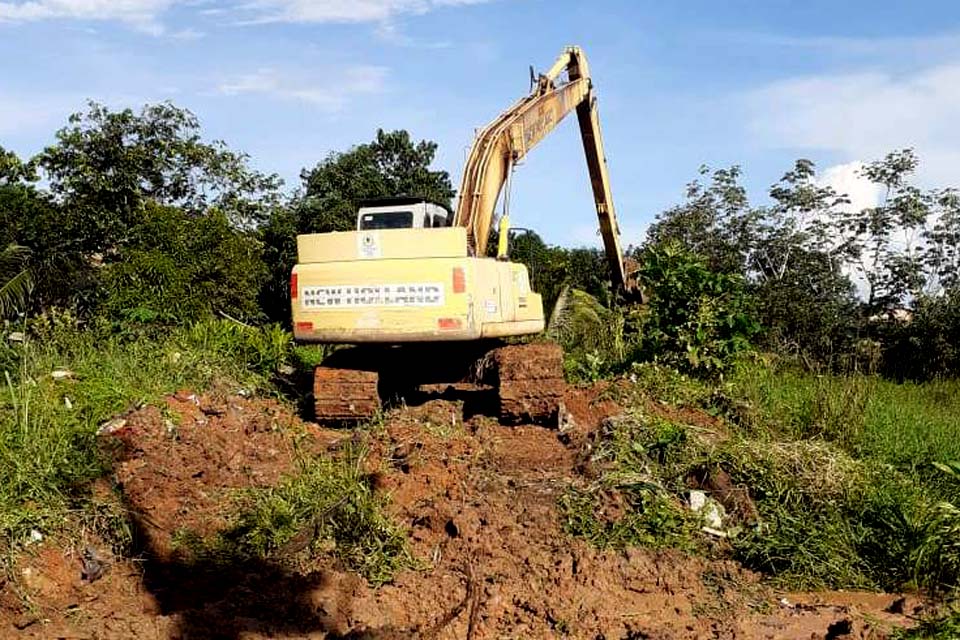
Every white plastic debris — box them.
[28,529,43,544]
[97,418,127,436]
[689,490,727,533]
[63,396,73,410]
[7,331,25,343]
[50,369,75,381]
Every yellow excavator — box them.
[291,46,638,423]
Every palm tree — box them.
[0,244,33,318]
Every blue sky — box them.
[2,1,960,247]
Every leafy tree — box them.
[38,102,282,235]
[835,150,930,312]
[296,129,454,235]
[924,188,960,292]
[11,103,281,316]
[261,129,455,321]
[751,160,857,363]
[646,165,757,274]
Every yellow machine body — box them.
[291,226,543,343]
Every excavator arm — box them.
[453,46,635,292]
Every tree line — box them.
[1,101,958,380]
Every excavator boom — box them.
[454,46,632,291]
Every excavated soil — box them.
[0,386,925,639]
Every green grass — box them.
[560,358,960,595]
[727,365,960,494]
[894,610,960,639]
[558,411,706,552]
[177,445,410,585]
[0,317,293,548]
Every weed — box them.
[629,362,713,407]
[187,446,409,586]
[559,486,701,552]
[893,609,960,639]
[559,411,705,551]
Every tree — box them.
[835,150,930,313]
[13,102,281,316]
[751,160,857,363]
[260,129,455,321]
[38,102,282,235]
[99,202,266,326]
[646,165,757,274]
[632,242,758,375]
[924,188,960,292]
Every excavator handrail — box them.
[453,46,634,293]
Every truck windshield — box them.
[358,211,414,230]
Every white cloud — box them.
[816,161,883,214]
[238,0,493,24]
[746,62,960,186]
[0,0,174,32]
[216,65,387,111]
[0,0,494,31]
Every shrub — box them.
[633,242,759,376]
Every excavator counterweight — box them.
[291,46,635,424]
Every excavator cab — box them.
[356,197,452,230]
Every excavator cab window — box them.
[358,211,414,230]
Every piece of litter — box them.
[7,331,25,343]
[64,396,73,409]
[51,369,75,380]
[97,418,127,436]
[689,489,726,531]
[28,529,43,544]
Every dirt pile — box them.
[0,386,924,639]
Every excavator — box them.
[291,46,638,424]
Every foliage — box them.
[0,244,33,319]
[559,412,704,551]
[558,363,960,594]
[3,103,282,318]
[38,101,282,230]
[98,202,266,327]
[894,610,960,640]
[547,285,626,380]
[211,448,410,585]
[633,242,759,375]
[646,165,755,275]
[0,318,293,545]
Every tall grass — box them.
[726,364,960,498]
[0,318,293,546]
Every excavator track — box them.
[313,367,380,423]
[312,343,565,426]
[485,343,566,425]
